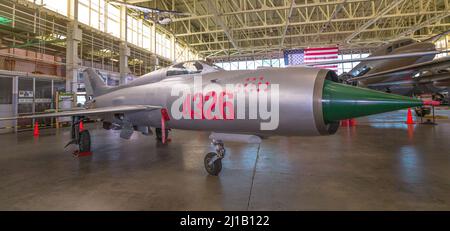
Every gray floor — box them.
[1,109,450,211]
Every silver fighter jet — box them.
[0,61,428,175]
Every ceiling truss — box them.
[136,0,449,60]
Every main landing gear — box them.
[155,128,170,142]
[414,106,431,117]
[204,140,226,176]
[65,116,92,156]
[78,130,91,153]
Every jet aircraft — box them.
[108,0,191,25]
[0,61,434,175]
[337,33,450,105]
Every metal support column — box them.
[151,22,156,53]
[171,36,176,62]
[32,77,35,126]
[51,79,54,127]
[12,76,18,133]
[66,0,81,93]
[119,5,129,85]
[51,80,54,109]
[151,23,157,71]
[119,42,130,85]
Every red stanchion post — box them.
[79,120,84,132]
[33,122,39,137]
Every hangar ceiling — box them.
[135,0,450,59]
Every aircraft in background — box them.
[0,61,431,175]
[336,33,450,108]
[108,0,191,25]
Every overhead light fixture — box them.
[158,17,172,25]
[36,33,66,41]
[128,58,144,65]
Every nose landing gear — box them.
[155,128,171,143]
[204,140,226,176]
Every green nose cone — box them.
[322,80,423,123]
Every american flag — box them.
[283,47,339,71]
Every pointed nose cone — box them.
[322,80,423,123]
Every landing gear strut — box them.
[204,140,226,176]
[414,106,431,117]
[155,128,170,142]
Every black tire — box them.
[155,128,170,142]
[79,130,91,152]
[204,152,222,176]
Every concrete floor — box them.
[1,109,450,210]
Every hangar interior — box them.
[0,0,450,210]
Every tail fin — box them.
[83,68,111,97]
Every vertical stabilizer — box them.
[83,68,111,97]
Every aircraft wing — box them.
[109,1,191,16]
[347,56,450,82]
[0,105,162,121]
[363,72,450,88]
[109,1,159,13]
[297,51,443,67]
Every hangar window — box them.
[127,15,142,47]
[28,0,68,16]
[107,3,121,38]
[156,32,172,59]
[0,78,12,104]
[167,61,203,76]
[78,0,106,31]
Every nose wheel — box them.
[204,140,225,176]
[204,152,222,176]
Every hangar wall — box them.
[0,78,13,134]
[0,75,65,133]
[0,48,64,76]
[0,0,191,133]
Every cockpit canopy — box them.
[166,61,223,77]
[128,60,224,87]
[350,65,371,77]
[381,39,416,54]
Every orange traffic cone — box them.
[33,122,39,137]
[405,108,415,124]
[79,120,84,132]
